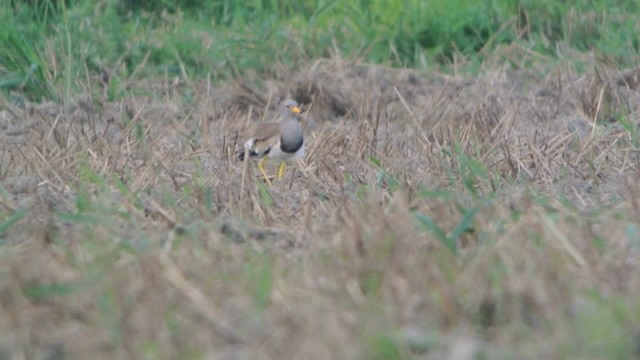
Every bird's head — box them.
[281,99,301,118]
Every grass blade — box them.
[256,181,273,207]
[449,207,477,243]
[0,208,28,235]
[415,213,456,254]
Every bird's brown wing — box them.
[245,122,281,154]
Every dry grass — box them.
[1,53,640,359]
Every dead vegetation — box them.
[1,55,640,359]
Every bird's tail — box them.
[237,149,246,161]
[237,149,258,161]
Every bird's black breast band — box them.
[280,137,303,154]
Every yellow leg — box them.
[277,161,286,179]
[258,158,272,186]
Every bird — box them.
[237,99,304,186]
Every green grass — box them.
[2,0,640,102]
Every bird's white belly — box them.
[268,141,305,160]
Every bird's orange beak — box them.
[291,106,301,114]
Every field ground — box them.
[2,51,640,359]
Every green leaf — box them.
[368,332,406,360]
[449,207,477,242]
[204,186,214,214]
[0,208,29,235]
[415,213,456,254]
[369,156,382,168]
[23,282,76,300]
[256,181,272,207]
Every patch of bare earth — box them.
[1,54,640,359]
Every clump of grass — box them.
[0,30,56,103]
[3,0,640,103]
